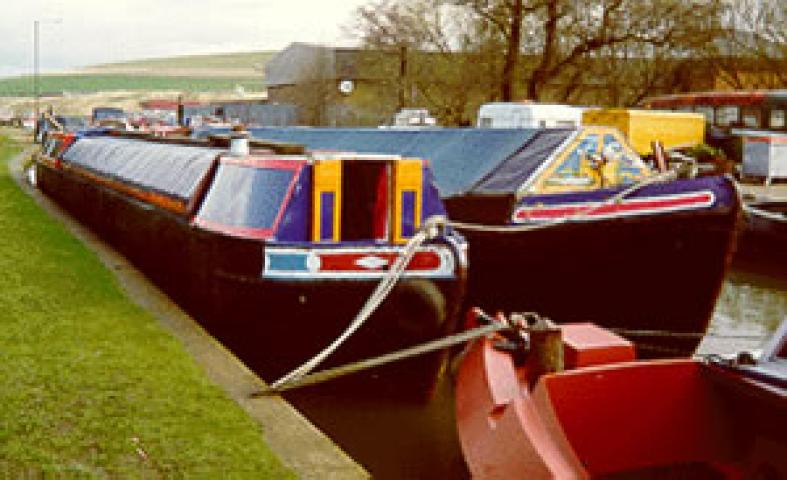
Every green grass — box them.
[0,75,265,97]
[90,51,276,71]
[0,136,293,477]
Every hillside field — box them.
[0,75,264,97]
[80,51,276,77]
[0,50,276,97]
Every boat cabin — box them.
[42,131,446,247]
[192,152,437,245]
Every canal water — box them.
[697,266,786,356]
[273,262,786,480]
[235,260,784,479]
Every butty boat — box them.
[455,309,787,479]
[34,130,468,388]
[193,126,742,356]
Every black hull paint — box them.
[445,195,741,356]
[36,162,465,392]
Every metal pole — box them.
[34,20,39,121]
[398,45,407,111]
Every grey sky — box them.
[0,0,369,77]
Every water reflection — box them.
[285,377,469,480]
[698,269,787,355]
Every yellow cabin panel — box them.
[312,159,342,242]
[393,159,422,244]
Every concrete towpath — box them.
[8,140,368,480]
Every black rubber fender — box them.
[383,279,447,339]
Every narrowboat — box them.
[194,126,742,355]
[455,309,787,479]
[34,130,468,387]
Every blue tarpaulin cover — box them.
[194,127,568,197]
[62,137,219,202]
[472,129,572,193]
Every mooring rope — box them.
[257,321,512,395]
[269,221,440,390]
[268,170,683,392]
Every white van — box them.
[477,102,583,129]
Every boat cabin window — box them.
[540,132,647,191]
[341,161,390,241]
[544,134,600,188]
[741,107,762,128]
[694,106,714,124]
[716,105,739,127]
[770,109,785,130]
[197,164,295,232]
[600,134,647,184]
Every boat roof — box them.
[62,136,222,202]
[194,127,553,197]
[190,126,655,198]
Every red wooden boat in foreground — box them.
[455,310,787,479]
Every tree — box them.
[350,0,730,113]
[283,49,339,126]
[351,0,495,124]
[456,0,530,100]
[710,0,787,89]
[463,0,723,101]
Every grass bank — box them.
[0,135,293,477]
[0,75,264,97]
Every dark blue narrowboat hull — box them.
[35,158,466,391]
[445,175,742,356]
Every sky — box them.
[0,0,370,77]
